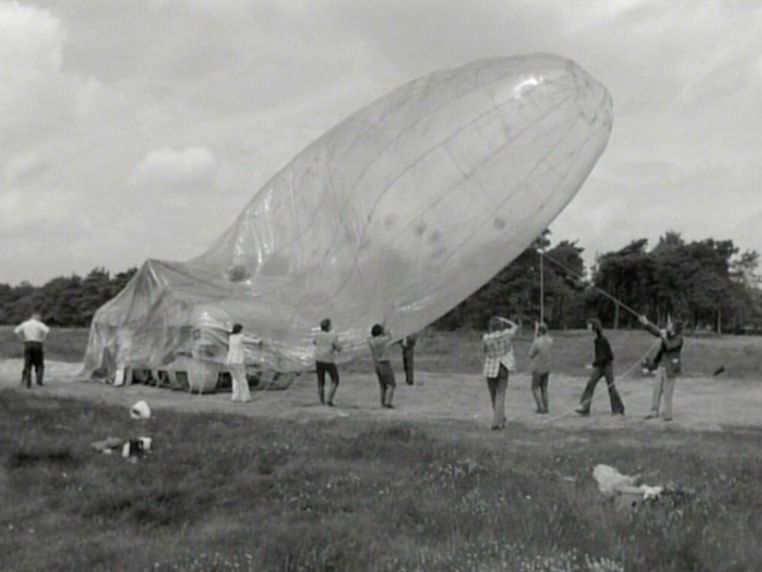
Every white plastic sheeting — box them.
[83,53,613,376]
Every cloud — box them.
[0,1,106,150]
[3,150,46,184]
[0,0,63,89]
[1,0,761,285]
[129,146,217,189]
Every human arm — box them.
[638,315,665,339]
[496,317,518,330]
[245,333,264,347]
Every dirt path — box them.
[1,358,760,432]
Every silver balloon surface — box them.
[84,53,613,374]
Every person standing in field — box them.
[482,316,519,430]
[639,315,684,422]
[400,333,418,386]
[369,323,397,408]
[575,318,625,416]
[15,312,50,388]
[226,324,251,403]
[528,321,553,414]
[313,318,342,406]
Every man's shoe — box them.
[663,417,672,422]
[643,413,658,420]
[574,408,589,416]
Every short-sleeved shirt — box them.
[482,327,517,378]
[368,334,392,363]
[226,333,245,365]
[14,319,50,343]
[528,335,553,374]
[314,330,341,363]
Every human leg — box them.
[326,363,340,405]
[230,366,241,401]
[403,349,414,385]
[662,374,676,420]
[577,368,603,414]
[486,377,498,410]
[31,345,44,386]
[21,344,33,388]
[316,362,327,404]
[376,364,388,406]
[540,373,550,413]
[604,364,625,414]
[646,367,666,418]
[383,363,397,407]
[531,372,544,413]
[493,366,508,428]
[238,366,251,402]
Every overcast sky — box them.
[1,0,761,285]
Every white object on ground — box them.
[593,464,663,500]
[130,400,151,419]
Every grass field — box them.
[1,390,760,571]
[2,325,761,379]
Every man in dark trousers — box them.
[400,334,417,385]
[575,318,625,416]
[14,312,50,388]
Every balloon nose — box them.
[573,65,613,131]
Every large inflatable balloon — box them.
[84,53,612,386]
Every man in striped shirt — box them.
[482,316,519,430]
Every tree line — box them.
[436,231,762,333]
[0,268,137,327]
[2,231,760,332]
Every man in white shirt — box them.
[313,318,342,405]
[14,313,50,388]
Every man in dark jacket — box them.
[639,315,683,421]
[400,334,417,385]
[575,318,625,416]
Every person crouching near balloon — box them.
[368,323,397,408]
[482,316,519,430]
[226,324,251,403]
[528,321,553,414]
[313,318,342,406]
[575,318,625,416]
[638,315,683,422]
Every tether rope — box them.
[510,249,661,424]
